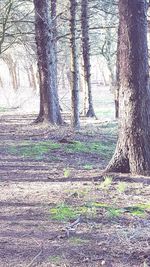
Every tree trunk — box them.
[70,0,80,129]
[81,0,96,118]
[33,0,63,124]
[30,65,37,91]
[0,75,3,88]
[51,0,63,123]
[4,56,19,90]
[106,0,150,175]
[114,19,121,119]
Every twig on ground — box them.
[26,249,43,267]
[65,216,81,237]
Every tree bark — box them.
[114,20,121,119]
[106,0,150,175]
[51,0,63,123]
[70,0,80,129]
[81,0,96,118]
[33,0,63,124]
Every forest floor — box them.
[0,112,150,267]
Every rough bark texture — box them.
[81,0,95,118]
[33,0,62,124]
[51,0,63,123]
[106,0,150,175]
[70,0,80,129]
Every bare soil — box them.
[0,113,150,267]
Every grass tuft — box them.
[50,203,78,222]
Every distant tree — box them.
[33,0,63,124]
[81,0,96,118]
[2,54,19,90]
[70,0,80,128]
[106,0,150,175]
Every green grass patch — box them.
[64,140,115,158]
[50,203,79,221]
[50,202,117,222]
[7,140,61,159]
[94,202,150,218]
[50,202,150,222]
[106,207,122,217]
[137,203,150,210]
[123,205,150,217]
[50,203,97,222]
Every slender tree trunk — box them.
[26,65,37,91]
[26,66,32,88]
[51,0,63,124]
[70,0,80,129]
[30,65,37,91]
[106,0,150,175]
[17,65,20,89]
[114,20,121,119]
[33,0,63,124]
[81,0,96,118]
[0,75,3,88]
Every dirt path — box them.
[0,114,150,267]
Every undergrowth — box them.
[7,140,61,159]
[64,140,115,158]
[50,202,150,222]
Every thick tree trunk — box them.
[70,0,80,129]
[81,0,96,118]
[106,0,150,175]
[33,0,63,124]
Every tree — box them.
[81,0,96,118]
[0,0,34,55]
[70,0,80,128]
[114,20,120,119]
[106,0,150,175]
[33,0,63,124]
[2,54,19,90]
